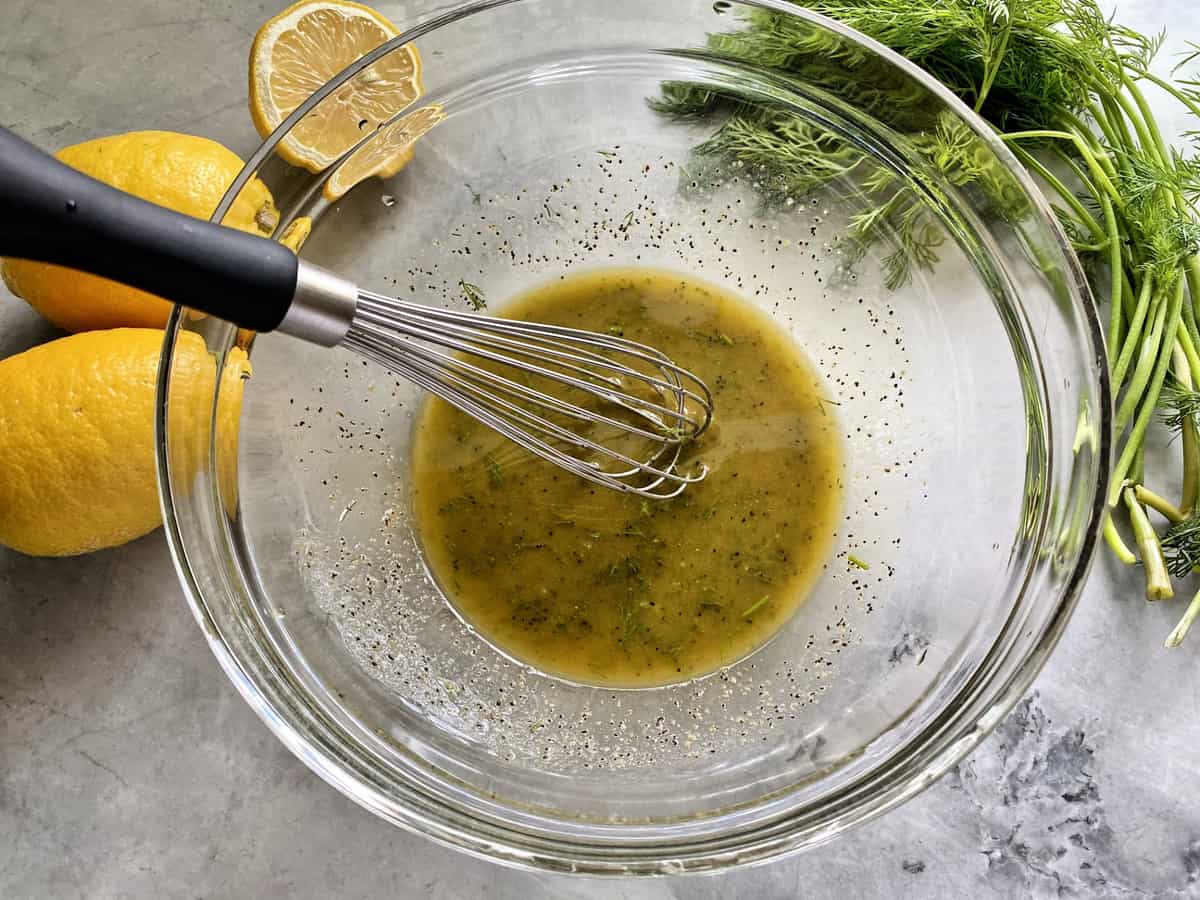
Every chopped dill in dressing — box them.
[411,267,842,687]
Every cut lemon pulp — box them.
[326,103,445,198]
[249,0,422,180]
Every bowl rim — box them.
[155,0,1112,874]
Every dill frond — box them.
[1163,511,1200,578]
[1160,382,1200,432]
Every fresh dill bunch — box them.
[649,1,1083,287]
[651,0,1200,615]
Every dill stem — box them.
[1000,131,1123,207]
[1109,279,1186,506]
[1124,486,1174,600]
[1110,87,1166,170]
[1056,110,1123,185]
[1180,277,1200,355]
[1112,265,1138,322]
[1103,514,1138,564]
[1086,99,1135,182]
[974,20,1011,112]
[1137,70,1200,122]
[1097,95,1137,171]
[1110,276,1155,393]
[1188,257,1200,337]
[1011,145,1104,241]
[1048,145,1106,222]
[1134,483,1185,523]
[1177,329,1200,391]
[1115,292,1167,431]
[1172,341,1200,516]
[1102,190,1124,356]
[1165,588,1200,647]
[1083,99,1120,147]
[1181,412,1199,518]
[1125,78,1174,170]
[741,595,770,619]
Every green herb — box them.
[746,564,774,584]
[847,554,870,570]
[653,0,1200,644]
[1161,382,1200,432]
[616,593,649,645]
[742,595,770,619]
[459,280,487,310]
[484,453,503,488]
[439,494,478,514]
[599,556,644,583]
[1163,511,1200,578]
[688,329,736,346]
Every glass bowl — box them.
[156,0,1109,874]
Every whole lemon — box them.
[0,329,250,557]
[1,131,278,332]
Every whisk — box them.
[0,127,712,497]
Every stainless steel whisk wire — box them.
[346,290,714,498]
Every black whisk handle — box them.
[0,126,298,333]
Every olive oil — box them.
[412,268,841,686]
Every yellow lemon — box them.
[278,216,314,253]
[249,0,424,193]
[1,131,277,333]
[0,329,250,557]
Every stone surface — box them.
[3,0,1200,897]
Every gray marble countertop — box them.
[3,1,1200,897]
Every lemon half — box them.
[249,0,423,178]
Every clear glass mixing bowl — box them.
[156,0,1110,874]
